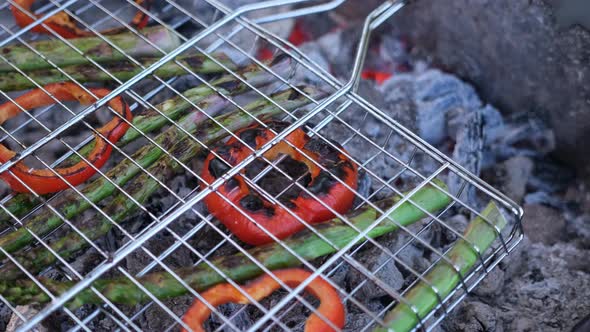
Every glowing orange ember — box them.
[288,21,312,46]
[361,70,393,85]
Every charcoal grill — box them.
[0,0,524,331]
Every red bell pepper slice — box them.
[0,82,132,194]
[181,268,346,332]
[201,121,358,245]
[10,0,151,39]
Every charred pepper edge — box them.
[10,0,151,39]
[181,268,345,332]
[201,122,358,245]
[0,82,132,194]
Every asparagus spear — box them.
[0,26,183,72]
[0,53,235,91]
[374,202,508,332]
[0,85,322,281]
[0,94,221,257]
[0,180,451,307]
[0,57,291,226]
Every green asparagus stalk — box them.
[0,180,451,307]
[0,26,182,72]
[0,57,291,226]
[0,53,235,91]
[0,82,310,259]
[0,85,321,281]
[374,202,508,332]
[0,95,220,257]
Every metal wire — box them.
[0,0,524,331]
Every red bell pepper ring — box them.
[10,0,151,39]
[181,268,346,332]
[0,82,132,194]
[201,121,358,245]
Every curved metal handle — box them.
[348,0,408,92]
[254,0,348,24]
[246,0,409,93]
[230,0,338,17]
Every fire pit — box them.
[0,1,585,331]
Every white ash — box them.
[494,116,556,160]
[567,215,590,249]
[471,266,505,298]
[491,156,535,204]
[345,246,405,301]
[524,191,568,209]
[407,69,483,146]
[293,26,361,83]
[447,108,484,209]
[443,301,503,332]
[444,239,590,332]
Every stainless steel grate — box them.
[0,1,524,331]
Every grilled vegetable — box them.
[0,181,450,307]
[0,82,132,194]
[202,121,358,245]
[375,201,508,332]
[11,0,150,38]
[181,268,345,332]
[0,56,291,227]
[0,85,321,278]
[0,26,181,73]
[0,54,235,92]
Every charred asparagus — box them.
[0,54,235,91]
[0,86,322,280]
[0,79,303,259]
[0,26,182,72]
[0,181,451,307]
[0,58,290,226]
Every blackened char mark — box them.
[216,79,241,91]
[240,194,275,217]
[108,61,137,73]
[287,89,302,101]
[215,144,237,165]
[270,53,290,66]
[266,120,290,133]
[305,170,336,196]
[331,160,354,179]
[283,200,297,209]
[208,157,230,179]
[304,138,342,164]
[240,194,263,211]
[184,55,203,69]
[245,159,268,179]
[225,177,239,191]
[300,124,313,133]
[239,128,263,149]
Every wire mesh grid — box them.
[0,0,524,331]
